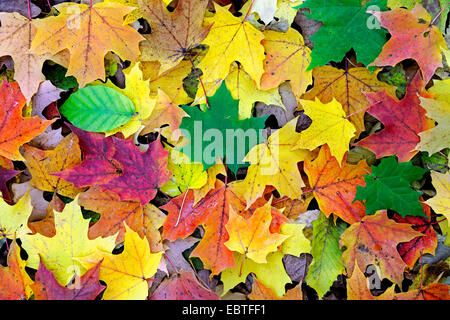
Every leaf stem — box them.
[174,188,189,228]
[430,2,449,26]
[26,0,32,20]
[163,253,179,274]
[46,0,55,16]
[243,0,256,22]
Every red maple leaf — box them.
[55,126,170,205]
[356,73,434,162]
[32,260,105,300]
[393,202,437,269]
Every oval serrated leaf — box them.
[59,85,136,132]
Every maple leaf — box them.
[196,3,265,86]
[416,79,450,155]
[296,0,388,68]
[23,133,85,198]
[354,156,428,217]
[304,144,369,224]
[141,89,188,141]
[370,3,448,84]
[52,127,123,187]
[143,60,193,106]
[306,213,347,298]
[192,158,226,204]
[55,126,170,205]
[249,275,303,300]
[221,251,291,298]
[393,203,437,269]
[0,13,49,102]
[138,0,211,74]
[95,136,170,205]
[32,260,105,300]
[161,182,246,275]
[339,211,423,284]
[0,80,53,161]
[225,62,283,120]
[0,191,33,240]
[20,198,117,286]
[30,2,145,87]
[425,171,449,221]
[356,73,434,162]
[0,241,33,300]
[179,81,267,174]
[393,283,450,300]
[346,262,395,300]
[0,167,19,205]
[77,224,163,300]
[79,187,165,251]
[260,28,312,98]
[301,65,396,136]
[296,97,356,165]
[161,150,207,197]
[236,117,312,208]
[150,271,219,300]
[224,202,290,264]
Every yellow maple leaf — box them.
[77,224,163,300]
[224,202,290,264]
[30,2,144,87]
[142,60,193,106]
[260,28,312,98]
[279,222,311,256]
[226,63,283,119]
[221,251,290,297]
[20,198,117,286]
[234,117,313,208]
[416,79,450,155]
[221,212,309,297]
[160,150,207,197]
[426,171,449,224]
[197,4,265,87]
[0,191,33,240]
[295,97,356,165]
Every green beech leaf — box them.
[60,85,136,133]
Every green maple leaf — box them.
[354,156,428,217]
[179,82,267,174]
[295,0,388,69]
[306,213,347,298]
